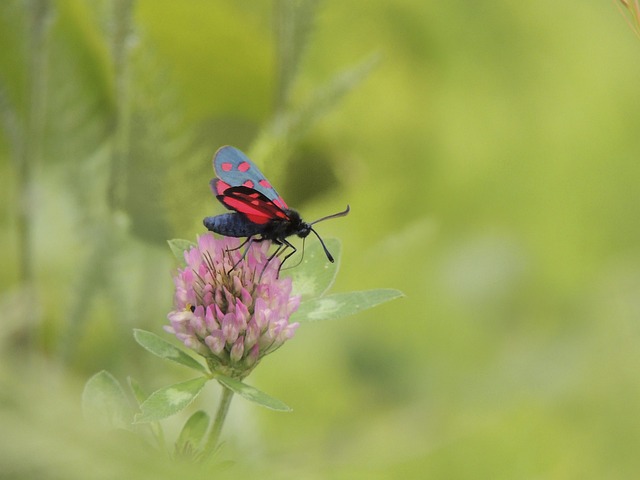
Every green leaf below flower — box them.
[127,376,148,406]
[134,329,208,374]
[292,288,404,322]
[82,370,132,430]
[134,377,208,424]
[175,410,210,458]
[167,238,195,265]
[286,237,341,300]
[215,374,292,412]
[128,376,167,449]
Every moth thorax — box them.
[284,209,309,237]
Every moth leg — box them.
[253,240,289,280]
[273,239,298,277]
[264,240,283,262]
[282,236,307,270]
[227,236,258,273]
[228,236,277,275]
[226,237,252,253]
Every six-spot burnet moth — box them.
[203,146,350,271]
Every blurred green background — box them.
[2,0,640,478]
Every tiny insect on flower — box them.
[166,233,300,378]
[203,146,350,271]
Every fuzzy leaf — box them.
[128,376,166,447]
[286,238,340,300]
[168,239,195,264]
[127,376,147,406]
[82,371,132,430]
[133,329,208,374]
[134,377,208,424]
[175,410,210,457]
[215,374,292,412]
[292,289,404,322]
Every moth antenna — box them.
[309,205,350,226]
[310,227,335,263]
[307,205,349,263]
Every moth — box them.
[203,146,349,269]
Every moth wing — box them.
[213,146,288,209]
[217,186,290,225]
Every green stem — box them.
[15,0,52,353]
[202,385,234,459]
[19,0,50,285]
[108,0,134,210]
[58,0,134,362]
[58,231,111,361]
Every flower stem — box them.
[20,0,51,284]
[108,0,135,209]
[202,385,234,460]
[16,0,52,354]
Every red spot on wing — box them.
[238,162,251,172]
[221,162,233,172]
[243,180,254,188]
[259,179,271,189]
[215,179,231,195]
[273,208,289,219]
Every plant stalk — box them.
[14,0,52,354]
[19,0,51,284]
[108,0,135,209]
[201,385,234,460]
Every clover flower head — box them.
[166,234,300,378]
